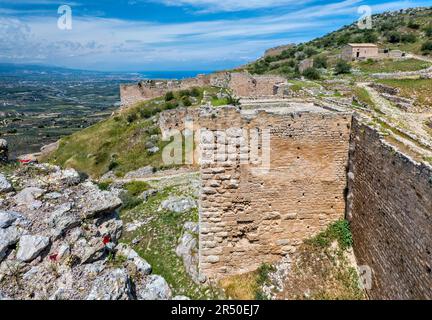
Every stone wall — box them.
[347,117,432,299]
[229,73,287,98]
[120,72,289,108]
[120,73,229,108]
[198,107,352,278]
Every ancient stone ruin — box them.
[157,100,432,300]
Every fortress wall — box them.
[198,107,352,278]
[120,72,288,108]
[348,117,432,299]
[229,73,286,98]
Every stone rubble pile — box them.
[0,163,174,300]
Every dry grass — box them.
[219,271,259,300]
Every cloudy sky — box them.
[0,0,430,71]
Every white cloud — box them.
[155,0,311,13]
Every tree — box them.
[334,60,351,75]
[387,32,401,43]
[313,56,328,69]
[302,68,321,80]
[164,91,174,101]
[181,96,192,107]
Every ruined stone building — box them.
[157,100,432,300]
[342,43,379,61]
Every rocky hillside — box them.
[248,7,432,76]
[0,165,189,300]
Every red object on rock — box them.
[49,254,58,262]
[102,235,111,245]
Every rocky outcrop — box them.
[0,139,8,164]
[0,164,173,300]
[159,196,197,213]
[0,174,12,194]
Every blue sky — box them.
[0,0,431,71]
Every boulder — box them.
[49,168,81,187]
[139,189,158,202]
[48,203,81,238]
[176,231,203,284]
[124,166,154,179]
[0,174,12,193]
[0,139,8,164]
[14,187,46,210]
[136,275,172,300]
[87,269,133,300]
[160,196,197,213]
[78,183,122,219]
[16,235,50,262]
[0,226,22,261]
[0,211,21,229]
[116,244,152,275]
[79,237,106,264]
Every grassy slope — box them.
[377,78,432,107]
[43,87,227,178]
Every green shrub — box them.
[424,24,432,38]
[387,32,401,43]
[97,181,111,191]
[302,67,321,80]
[164,91,174,101]
[120,193,142,210]
[182,96,192,107]
[190,87,201,97]
[313,56,328,69]
[179,89,191,97]
[401,33,417,43]
[307,219,353,250]
[139,108,153,119]
[421,41,432,53]
[123,181,150,196]
[334,60,351,75]
[407,20,420,30]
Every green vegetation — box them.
[120,182,222,299]
[421,40,432,53]
[302,67,321,80]
[247,8,432,77]
[377,78,432,107]
[123,181,150,196]
[353,87,375,109]
[334,60,351,75]
[43,88,209,178]
[357,58,431,73]
[306,220,353,250]
[219,263,275,300]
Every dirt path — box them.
[406,53,432,63]
[357,83,432,158]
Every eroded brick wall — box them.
[199,108,352,278]
[348,117,432,299]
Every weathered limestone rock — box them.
[49,168,81,187]
[77,182,122,219]
[136,275,172,300]
[0,174,12,194]
[124,166,154,179]
[48,203,81,238]
[0,139,8,164]
[87,269,133,300]
[116,244,152,275]
[139,189,158,202]
[176,229,202,284]
[14,187,46,210]
[0,226,22,261]
[160,196,197,213]
[0,211,21,229]
[16,235,50,262]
